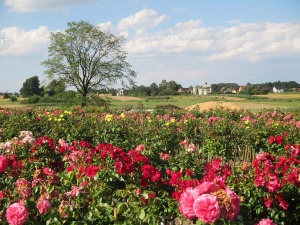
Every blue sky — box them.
[1,0,300,92]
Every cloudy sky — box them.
[1,0,300,92]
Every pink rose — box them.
[220,187,240,221]
[193,194,221,223]
[187,143,196,152]
[135,144,144,151]
[178,187,196,220]
[0,155,9,173]
[37,196,51,215]
[5,202,29,225]
[256,218,277,225]
[16,179,32,199]
[193,182,219,196]
[65,186,82,198]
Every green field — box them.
[1,93,300,112]
[105,93,300,112]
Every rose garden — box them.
[0,106,299,225]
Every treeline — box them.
[2,77,299,105]
[129,80,182,97]
[211,81,299,95]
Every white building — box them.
[192,82,212,95]
[273,87,284,93]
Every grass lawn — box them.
[0,98,24,108]
[1,93,299,112]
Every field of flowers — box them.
[0,106,299,225]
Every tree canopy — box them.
[42,20,136,97]
[20,76,43,97]
[45,79,66,96]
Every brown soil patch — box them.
[186,101,242,111]
[0,104,24,108]
[96,94,142,101]
[110,96,143,101]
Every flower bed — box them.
[0,107,299,224]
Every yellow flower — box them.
[60,114,64,118]
[64,110,72,115]
[244,120,249,125]
[57,118,62,122]
[171,118,176,123]
[105,114,113,122]
[165,122,170,126]
[120,113,125,118]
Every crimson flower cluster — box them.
[253,145,300,210]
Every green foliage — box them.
[42,20,136,97]
[3,93,10,99]
[45,79,66,96]
[10,96,17,102]
[20,76,44,97]
[0,108,299,224]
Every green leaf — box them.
[117,202,127,214]
[139,209,146,220]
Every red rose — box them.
[85,166,99,178]
[275,136,284,145]
[0,155,9,173]
[269,136,275,144]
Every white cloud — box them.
[4,0,97,12]
[122,18,300,62]
[0,26,50,56]
[206,22,300,61]
[97,22,113,32]
[117,9,168,31]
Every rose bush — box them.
[0,107,299,224]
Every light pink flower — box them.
[178,187,196,220]
[187,143,196,152]
[0,155,9,173]
[193,194,221,223]
[37,196,51,215]
[65,186,81,198]
[135,144,144,151]
[5,202,29,225]
[16,179,32,199]
[256,218,277,225]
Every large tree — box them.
[42,20,136,97]
[45,79,66,96]
[20,76,43,97]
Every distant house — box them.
[177,88,191,93]
[231,88,238,94]
[192,82,212,95]
[116,89,129,96]
[273,86,284,93]
[219,87,232,94]
[238,86,247,92]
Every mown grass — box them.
[1,93,299,112]
[107,93,300,110]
